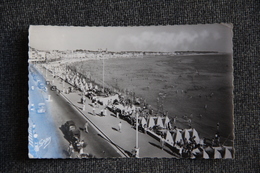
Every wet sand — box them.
[70,54,234,146]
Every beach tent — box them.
[214,148,222,159]
[156,117,164,128]
[115,104,125,112]
[191,148,201,158]
[165,131,174,146]
[82,78,86,84]
[202,149,210,159]
[98,97,109,106]
[190,152,196,159]
[80,85,84,92]
[192,128,200,144]
[174,129,183,144]
[89,83,93,89]
[148,117,155,129]
[183,129,190,142]
[125,106,132,114]
[85,84,89,91]
[109,94,119,103]
[204,146,214,153]
[141,117,147,128]
[164,116,170,128]
[223,147,232,159]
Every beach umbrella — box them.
[223,147,232,159]
[165,131,174,146]
[214,148,222,159]
[148,117,155,129]
[157,117,164,128]
[192,128,200,144]
[203,149,210,159]
[164,116,170,128]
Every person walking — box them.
[173,116,177,124]
[188,118,192,128]
[118,122,122,132]
[67,143,74,158]
[84,122,89,133]
[92,106,96,116]
[77,140,85,158]
[160,135,165,150]
[143,124,147,134]
[104,108,107,116]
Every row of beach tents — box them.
[138,116,233,159]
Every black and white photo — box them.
[28,24,234,159]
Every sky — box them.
[29,24,233,53]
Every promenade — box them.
[39,65,178,158]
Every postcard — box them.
[28,24,234,159]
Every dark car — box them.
[63,121,80,143]
[50,85,57,91]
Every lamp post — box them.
[63,79,65,93]
[102,54,104,93]
[135,111,140,158]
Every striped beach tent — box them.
[192,128,200,144]
[85,83,89,90]
[183,129,190,142]
[165,130,174,146]
[223,147,232,159]
[89,83,93,89]
[141,117,147,128]
[174,129,183,144]
[214,148,222,159]
[191,148,201,157]
[203,149,210,159]
[156,117,164,127]
[148,117,155,128]
[164,116,170,128]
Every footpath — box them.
[39,65,177,158]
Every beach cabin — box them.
[165,131,174,146]
[156,117,164,128]
[148,117,155,129]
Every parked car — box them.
[63,120,81,143]
[50,85,57,91]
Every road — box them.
[29,64,123,158]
